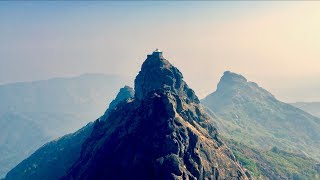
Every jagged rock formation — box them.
[64,51,248,180]
[134,51,199,104]
[100,85,134,121]
[5,86,134,180]
[107,85,135,111]
[202,71,320,161]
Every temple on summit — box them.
[148,48,163,58]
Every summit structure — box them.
[147,48,163,59]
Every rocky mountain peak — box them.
[108,85,134,110]
[112,85,134,103]
[100,85,134,121]
[202,70,320,165]
[213,71,273,99]
[222,71,247,82]
[63,52,249,180]
[134,50,199,103]
[216,71,247,90]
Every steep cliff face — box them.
[64,51,248,180]
[134,51,199,103]
[100,85,134,121]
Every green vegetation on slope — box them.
[225,139,320,180]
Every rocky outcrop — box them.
[64,51,248,180]
[108,85,134,110]
[100,85,134,121]
[134,51,199,103]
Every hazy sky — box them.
[0,1,319,102]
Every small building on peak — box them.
[148,48,163,58]
[154,48,161,53]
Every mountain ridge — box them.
[202,71,320,161]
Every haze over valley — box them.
[1,1,320,180]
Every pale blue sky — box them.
[0,1,319,102]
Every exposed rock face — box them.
[64,51,248,180]
[108,85,134,110]
[135,51,199,103]
[100,85,134,121]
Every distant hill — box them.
[291,102,320,118]
[202,71,320,161]
[5,123,94,180]
[0,74,127,178]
